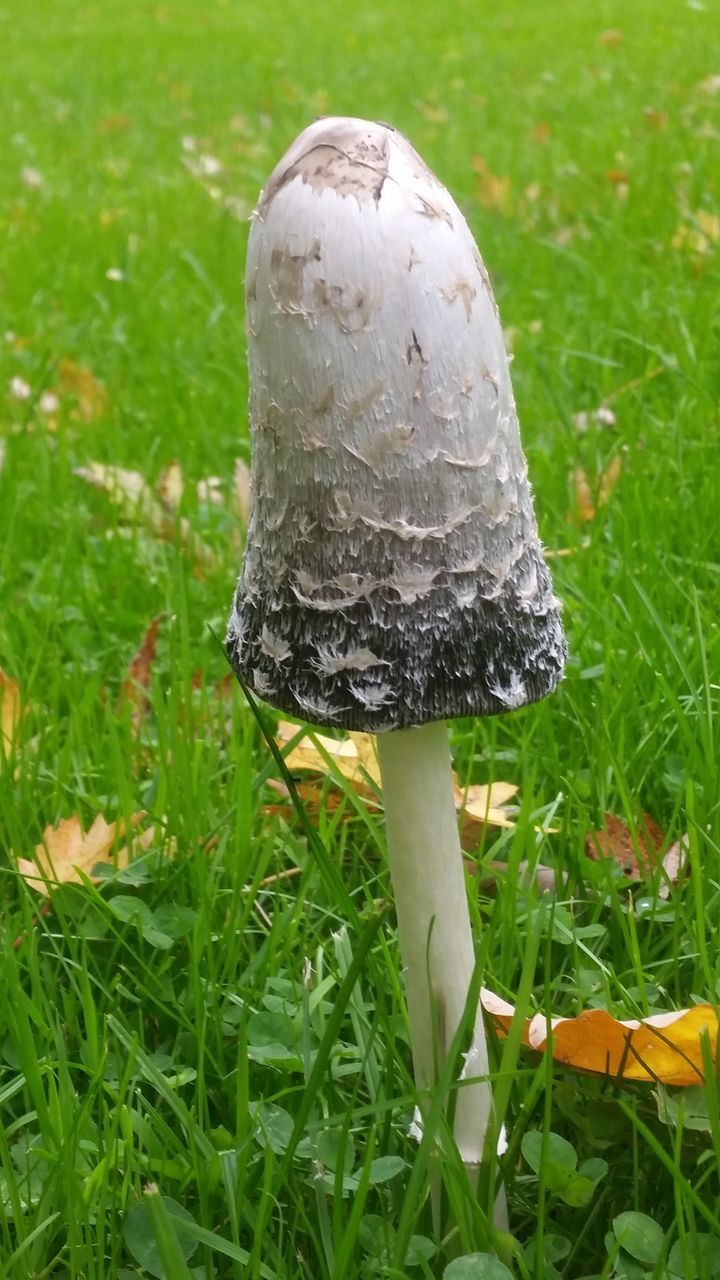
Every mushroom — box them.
[227,117,566,1210]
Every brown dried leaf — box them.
[121,614,163,731]
[531,122,551,144]
[15,813,153,897]
[599,28,623,46]
[585,811,665,879]
[472,156,511,214]
[481,987,718,1086]
[1,669,22,766]
[58,359,108,422]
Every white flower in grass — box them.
[39,391,60,414]
[10,376,31,400]
[21,166,44,190]
[106,267,124,281]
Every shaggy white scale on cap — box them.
[227,116,566,731]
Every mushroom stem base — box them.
[377,721,504,1221]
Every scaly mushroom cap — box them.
[227,117,566,731]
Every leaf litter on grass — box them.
[0,668,22,766]
[269,719,520,836]
[14,813,155,896]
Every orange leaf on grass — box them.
[14,813,154,897]
[586,811,665,879]
[572,455,622,522]
[1,669,22,766]
[586,813,688,898]
[481,988,719,1086]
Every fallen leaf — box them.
[15,813,153,897]
[572,468,596,522]
[58,359,108,422]
[585,812,665,880]
[271,722,519,837]
[481,988,718,1086]
[1,669,22,765]
[643,106,668,130]
[606,168,630,185]
[472,155,511,214]
[598,454,622,506]
[531,122,551,144]
[659,835,689,900]
[157,460,184,512]
[75,463,215,567]
[672,209,720,257]
[98,113,132,133]
[599,28,623,46]
[458,780,519,832]
[571,456,622,522]
[415,100,449,124]
[121,615,163,732]
[276,719,381,790]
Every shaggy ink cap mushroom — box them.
[227,116,567,730]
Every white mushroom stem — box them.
[376,721,502,1211]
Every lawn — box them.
[1,0,719,1276]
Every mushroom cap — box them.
[227,117,566,731]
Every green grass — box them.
[1,0,719,1275]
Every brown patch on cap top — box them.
[259,120,391,214]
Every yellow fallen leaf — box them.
[58,358,108,422]
[471,155,511,214]
[1,669,22,765]
[276,720,381,789]
[481,988,719,1087]
[672,209,720,257]
[458,781,519,830]
[14,813,153,897]
[273,723,517,831]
